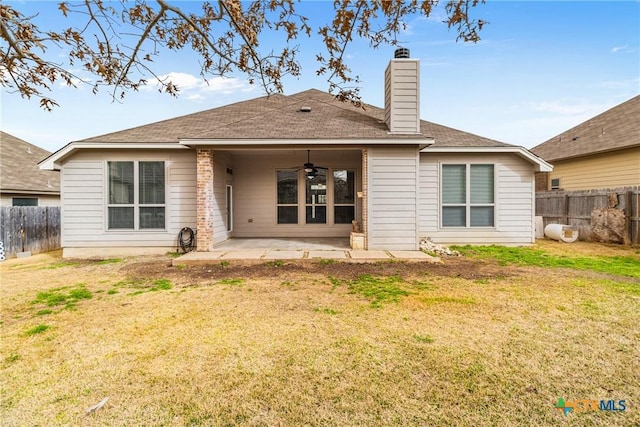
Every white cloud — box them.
[143,72,255,101]
[611,45,630,53]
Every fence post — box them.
[563,194,569,225]
[624,190,633,245]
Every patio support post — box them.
[196,149,215,251]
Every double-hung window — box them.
[277,170,298,224]
[333,169,355,224]
[107,161,166,230]
[441,164,494,227]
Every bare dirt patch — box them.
[124,256,514,285]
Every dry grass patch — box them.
[1,243,638,426]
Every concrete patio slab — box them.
[388,251,440,262]
[220,250,265,260]
[171,251,225,266]
[349,250,390,260]
[263,251,305,260]
[308,250,348,259]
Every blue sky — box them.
[1,1,638,153]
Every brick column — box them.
[361,148,368,250]
[196,149,215,251]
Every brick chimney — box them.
[384,48,421,134]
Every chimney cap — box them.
[394,47,410,59]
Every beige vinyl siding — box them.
[549,147,640,190]
[60,149,196,249]
[419,152,536,245]
[367,146,419,250]
[384,60,420,134]
[232,150,360,238]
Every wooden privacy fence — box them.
[536,187,639,245]
[0,206,61,259]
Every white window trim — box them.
[439,162,496,229]
[275,168,358,226]
[276,169,299,225]
[333,169,357,225]
[105,160,168,231]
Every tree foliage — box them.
[0,0,486,110]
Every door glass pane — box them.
[470,206,494,227]
[334,206,355,224]
[108,207,134,229]
[470,165,494,204]
[139,161,165,204]
[306,206,327,224]
[442,206,466,227]
[277,171,298,204]
[277,206,298,224]
[140,207,165,229]
[442,165,466,204]
[306,170,327,205]
[108,162,134,204]
[334,170,354,204]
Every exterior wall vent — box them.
[298,106,312,112]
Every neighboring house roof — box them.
[79,89,510,148]
[530,95,640,162]
[0,131,60,195]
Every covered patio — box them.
[173,238,438,265]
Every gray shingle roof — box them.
[0,132,60,194]
[80,89,511,147]
[530,95,640,162]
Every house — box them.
[1,131,60,206]
[531,95,640,191]
[40,50,551,258]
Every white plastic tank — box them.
[544,224,579,243]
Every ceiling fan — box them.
[298,150,327,179]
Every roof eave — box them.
[421,145,553,172]
[179,137,436,150]
[0,189,60,196]
[39,142,188,170]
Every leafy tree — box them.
[0,0,486,110]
